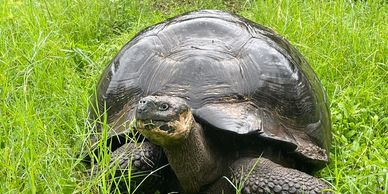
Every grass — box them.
[0,0,386,193]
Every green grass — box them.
[0,0,386,193]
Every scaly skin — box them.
[110,141,163,173]
[229,158,332,194]
[108,141,180,193]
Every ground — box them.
[0,0,386,193]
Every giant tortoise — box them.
[87,10,332,194]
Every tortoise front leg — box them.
[110,141,164,175]
[108,141,176,193]
[230,157,331,194]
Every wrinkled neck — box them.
[163,123,223,193]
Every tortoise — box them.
[87,10,332,194]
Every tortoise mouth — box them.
[135,110,194,147]
[136,119,174,132]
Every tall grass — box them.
[0,0,386,193]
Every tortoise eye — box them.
[158,103,169,111]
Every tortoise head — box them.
[135,96,194,147]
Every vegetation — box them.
[0,0,386,193]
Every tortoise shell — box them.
[90,10,331,168]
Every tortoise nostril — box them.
[137,99,150,113]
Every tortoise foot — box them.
[91,141,170,193]
[111,141,164,173]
